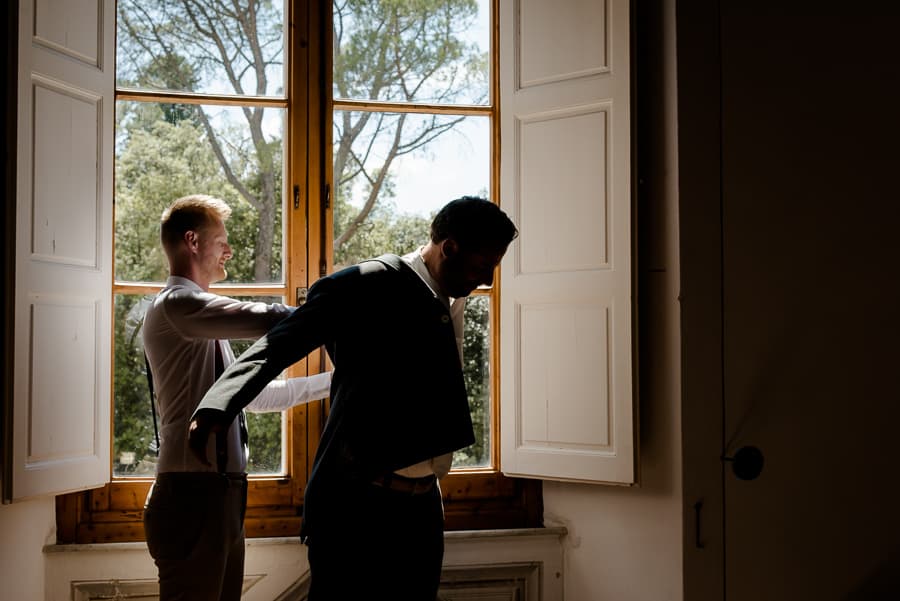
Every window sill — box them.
[44,526,567,554]
[56,472,542,543]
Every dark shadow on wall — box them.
[1,0,19,502]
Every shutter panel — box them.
[499,0,635,484]
[8,0,114,500]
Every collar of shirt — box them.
[164,275,203,291]
[402,249,451,309]
[402,248,466,356]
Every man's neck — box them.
[169,266,209,291]
[418,242,444,295]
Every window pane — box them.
[116,0,286,98]
[113,294,286,478]
[115,100,285,284]
[113,294,160,477]
[333,111,489,269]
[454,294,492,467]
[333,0,490,105]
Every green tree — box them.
[456,296,491,466]
[117,0,285,283]
[116,0,486,274]
[113,295,157,475]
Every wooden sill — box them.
[56,472,541,544]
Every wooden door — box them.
[719,5,900,599]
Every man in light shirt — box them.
[188,196,517,600]
[142,194,331,601]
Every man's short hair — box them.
[430,196,518,252]
[160,194,232,251]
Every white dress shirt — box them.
[393,250,466,479]
[142,276,332,474]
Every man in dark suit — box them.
[188,196,517,600]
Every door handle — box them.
[722,446,764,481]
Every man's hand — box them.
[188,408,228,467]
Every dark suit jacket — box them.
[192,254,474,530]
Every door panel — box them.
[721,6,900,599]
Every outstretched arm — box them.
[246,371,333,413]
[188,275,344,464]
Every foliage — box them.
[117,0,285,282]
[113,295,158,475]
[334,198,431,267]
[455,295,491,466]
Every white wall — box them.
[0,496,55,600]
[42,538,309,601]
[541,0,683,598]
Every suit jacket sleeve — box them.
[191,274,343,423]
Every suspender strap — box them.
[144,353,161,456]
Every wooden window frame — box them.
[56,0,540,545]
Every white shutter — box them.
[9,0,114,500]
[499,0,635,484]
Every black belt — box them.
[156,471,247,483]
[371,473,436,495]
[151,472,247,498]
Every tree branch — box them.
[335,113,407,249]
[196,108,261,210]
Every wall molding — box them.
[46,528,566,601]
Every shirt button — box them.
[441,315,450,323]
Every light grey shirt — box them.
[395,250,466,478]
[142,276,332,473]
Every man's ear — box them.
[440,238,459,258]
[184,230,200,252]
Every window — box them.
[330,0,493,466]
[56,0,540,543]
[112,0,290,479]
